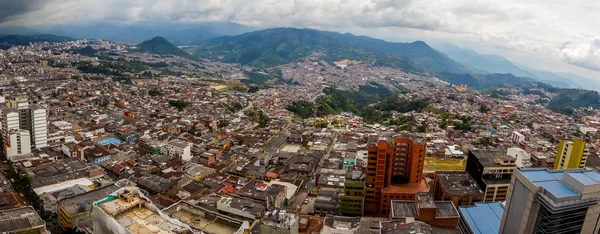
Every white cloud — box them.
[1,0,600,75]
[559,37,600,71]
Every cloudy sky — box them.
[2,0,600,80]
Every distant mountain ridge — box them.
[0,22,256,46]
[430,42,538,79]
[318,31,476,74]
[196,28,423,73]
[196,27,477,73]
[0,34,75,49]
[137,36,192,59]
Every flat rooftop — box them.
[436,172,484,196]
[391,201,418,218]
[469,149,511,167]
[520,168,600,199]
[0,206,46,233]
[163,201,242,234]
[459,202,504,234]
[97,188,191,234]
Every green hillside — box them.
[137,36,193,59]
[195,28,423,73]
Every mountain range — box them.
[0,22,255,45]
[430,41,600,91]
[1,23,599,92]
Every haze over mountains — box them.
[0,22,599,91]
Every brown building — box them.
[390,192,460,229]
[365,135,428,216]
[431,171,484,207]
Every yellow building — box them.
[554,138,589,169]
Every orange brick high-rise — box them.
[364,135,428,216]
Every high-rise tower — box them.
[364,135,428,216]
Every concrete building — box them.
[92,187,195,234]
[431,171,484,207]
[3,97,48,149]
[554,138,589,169]
[507,147,532,168]
[165,139,191,161]
[340,171,365,216]
[164,200,251,234]
[0,206,49,233]
[320,215,360,234]
[390,192,460,229]
[465,149,514,202]
[511,131,525,144]
[499,168,600,234]
[260,209,299,234]
[364,135,428,216]
[4,129,31,160]
[58,185,119,230]
[458,201,504,234]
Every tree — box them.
[479,105,490,113]
[314,120,328,128]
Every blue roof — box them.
[96,137,121,146]
[569,171,600,185]
[521,169,600,198]
[536,181,577,198]
[459,202,504,234]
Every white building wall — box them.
[31,107,48,148]
[6,130,31,160]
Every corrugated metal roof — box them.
[459,202,503,234]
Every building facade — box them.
[1,97,48,159]
[465,149,514,202]
[499,168,600,234]
[364,135,427,216]
[554,138,589,169]
[4,129,31,160]
[340,179,364,216]
[431,171,484,207]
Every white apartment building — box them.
[4,129,31,160]
[165,139,191,161]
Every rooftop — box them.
[60,185,119,216]
[391,201,418,218]
[0,206,47,233]
[436,172,484,196]
[458,202,504,234]
[520,168,600,200]
[469,149,512,167]
[96,187,193,234]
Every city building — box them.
[465,149,514,202]
[3,129,31,160]
[431,171,484,207]
[390,192,460,229]
[340,169,365,216]
[507,147,532,168]
[3,97,48,149]
[554,138,589,169]
[59,185,119,230]
[92,187,195,234]
[499,168,600,234]
[258,209,299,234]
[0,206,49,233]
[165,139,192,161]
[458,201,504,234]
[164,200,251,233]
[364,135,428,216]
[320,215,360,234]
